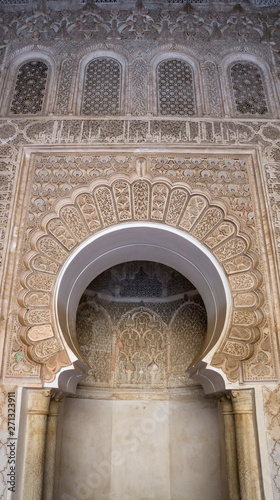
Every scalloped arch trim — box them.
[19,176,262,382]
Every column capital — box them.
[231,389,254,414]
[50,388,68,402]
[220,394,233,415]
[26,388,51,415]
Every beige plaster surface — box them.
[169,400,224,500]
[56,398,113,500]
[56,396,224,500]
[110,400,170,500]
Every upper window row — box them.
[8,57,270,117]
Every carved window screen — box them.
[255,0,280,4]
[10,60,48,115]
[82,57,121,116]
[168,0,207,3]
[157,59,196,116]
[230,62,268,116]
[0,0,28,3]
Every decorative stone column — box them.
[42,392,63,500]
[231,390,262,500]
[22,389,51,500]
[220,395,240,500]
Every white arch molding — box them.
[48,222,233,394]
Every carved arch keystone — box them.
[19,177,261,383]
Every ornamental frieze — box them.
[0,1,279,52]
[2,147,276,385]
[0,128,279,386]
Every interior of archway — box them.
[54,261,227,500]
[77,261,207,390]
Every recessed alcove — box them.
[55,255,227,500]
[76,261,207,390]
[55,222,230,374]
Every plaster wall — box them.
[55,396,225,500]
[0,0,280,497]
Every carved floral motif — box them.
[76,261,207,389]
[0,1,279,50]
[0,0,278,397]
[14,167,264,383]
[117,308,168,386]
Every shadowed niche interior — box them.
[76,260,207,389]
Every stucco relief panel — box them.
[1,149,276,385]
[0,143,18,286]
[76,261,208,390]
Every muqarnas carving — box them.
[76,261,207,388]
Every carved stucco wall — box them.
[0,150,275,387]
[0,2,278,120]
[76,261,207,389]
[16,167,246,381]
[1,120,280,301]
[0,1,280,498]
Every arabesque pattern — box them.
[82,58,121,116]
[10,61,48,115]
[230,62,268,116]
[19,175,262,382]
[157,59,195,116]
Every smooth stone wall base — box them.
[56,396,225,500]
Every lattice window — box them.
[81,0,118,2]
[10,60,48,115]
[230,62,268,116]
[157,59,196,116]
[168,0,207,3]
[82,57,121,116]
[0,0,28,3]
[255,0,280,5]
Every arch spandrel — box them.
[18,175,261,384]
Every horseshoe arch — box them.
[18,177,262,389]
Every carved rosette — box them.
[18,176,261,382]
